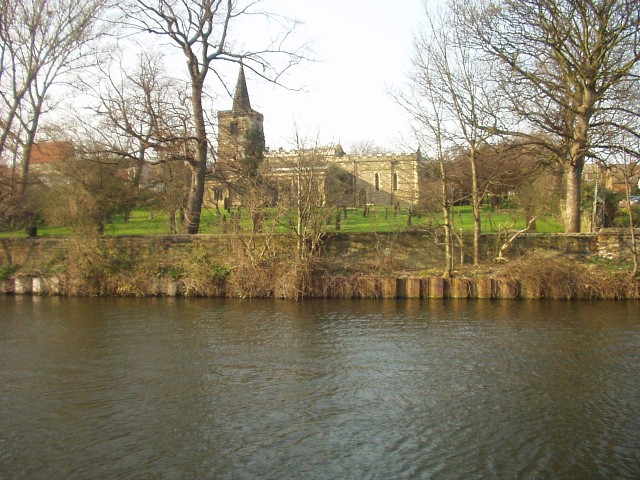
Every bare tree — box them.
[119,0,305,233]
[0,0,109,197]
[347,140,389,155]
[431,128,455,278]
[616,138,639,276]
[278,131,332,263]
[458,0,640,233]
[36,142,135,234]
[82,50,201,230]
[88,52,188,187]
[394,18,456,276]
[398,3,500,265]
[399,103,455,276]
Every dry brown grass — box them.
[489,252,639,300]
[12,234,640,300]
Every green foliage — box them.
[103,249,138,275]
[171,245,231,295]
[613,204,640,227]
[0,185,42,233]
[62,236,155,296]
[581,183,620,227]
[35,160,137,234]
[155,265,184,280]
[0,263,18,281]
[186,246,230,281]
[210,263,231,282]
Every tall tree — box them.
[399,3,500,265]
[613,134,639,276]
[89,52,188,189]
[288,134,328,263]
[0,0,109,197]
[458,0,640,232]
[120,0,304,233]
[397,67,455,276]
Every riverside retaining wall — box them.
[2,273,637,300]
[1,229,638,298]
[3,229,634,272]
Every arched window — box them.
[358,189,367,206]
[392,172,398,192]
[374,172,380,191]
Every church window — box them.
[230,122,239,134]
[392,172,398,192]
[374,173,380,191]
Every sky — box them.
[45,0,426,155]
[237,0,426,153]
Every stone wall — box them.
[595,228,640,262]
[331,153,422,207]
[1,230,638,298]
[261,150,423,209]
[4,269,637,299]
[2,229,637,275]
[321,231,613,271]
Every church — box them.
[209,65,427,209]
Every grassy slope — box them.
[0,206,564,237]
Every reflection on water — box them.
[1,297,639,479]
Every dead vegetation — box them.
[3,235,639,300]
[487,252,639,300]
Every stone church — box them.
[210,65,426,209]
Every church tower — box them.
[217,64,264,166]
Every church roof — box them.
[232,64,252,112]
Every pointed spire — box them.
[232,63,252,112]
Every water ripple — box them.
[1,298,639,479]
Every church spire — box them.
[232,63,252,112]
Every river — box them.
[1,297,639,479]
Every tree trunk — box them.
[439,160,453,278]
[183,81,208,234]
[624,180,638,277]
[18,93,46,198]
[132,145,146,189]
[169,209,177,234]
[470,147,481,265]
[525,205,537,232]
[18,142,33,198]
[564,161,583,233]
[565,92,593,233]
[0,101,23,163]
[18,123,39,197]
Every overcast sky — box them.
[241,0,426,153]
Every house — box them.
[583,161,640,193]
[29,141,75,185]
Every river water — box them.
[1,297,639,479]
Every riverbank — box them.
[1,231,638,299]
[2,274,637,299]
[2,256,638,300]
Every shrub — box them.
[0,263,17,282]
[613,204,640,227]
[493,252,638,299]
[155,265,184,280]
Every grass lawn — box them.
[331,205,564,234]
[0,205,564,237]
